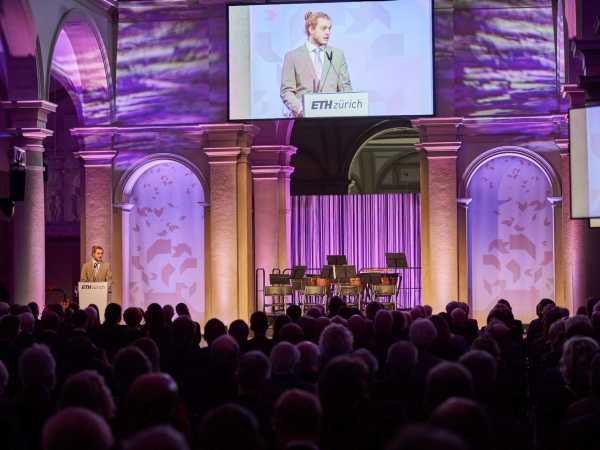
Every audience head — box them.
[238,351,271,393]
[132,337,161,372]
[113,346,152,397]
[548,319,566,351]
[18,311,35,335]
[365,301,383,320]
[565,315,594,339]
[286,304,302,323]
[42,407,113,450]
[210,335,240,373]
[124,307,143,328]
[204,318,227,346]
[145,303,165,329]
[391,310,407,338]
[280,323,304,344]
[296,341,320,376]
[162,304,175,323]
[274,389,322,449]
[19,343,56,390]
[430,397,492,450]
[175,303,191,317]
[387,424,467,450]
[60,370,115,420]
[126,373,180,433]
[319,323,353,366]
[409,318,438,351]
[172,316,195,349]
[229,319,250,347]
[374,309,393,337]
[250,311,269,336]
[561,336,599,396]
[271,341,300,375]
[199,404,263,450]
[459,351,497,401]
[352,348,379,381]
[273,315,293,342]
[318,356,369,413]
[425,362,473,413]
[450,307,467,328]
[104,303,122,325]
[386,341,418,379]
[125,425,189,450]
[423,305,433,317]
[470,336,501,360]
[328,296,345,317]
[536,298,556,318]
[0,301,10,317]
[297,315,317,342]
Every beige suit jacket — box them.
[280,44,353,117]
[80,260,112,285]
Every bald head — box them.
[43,408,113,450]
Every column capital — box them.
[547,196,563,207]
[71,127,118,151]
[74,150,117,167]
[200,123,260,148]
[411,117,464,142]
[0,100,57,129]
[561,84,587,108]
[250,145,297,167]
[251,166,294,180]
[415,141,462,158]
[113,202,135,212]
[205,146,251,165]
[457,198,473,208]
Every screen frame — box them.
[568,105,600,220]
[226,0,436,122]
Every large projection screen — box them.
[570,105,600,218]
[228,0,434,120]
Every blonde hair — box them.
[304,11,331,37]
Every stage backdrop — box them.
[291,193,421,307]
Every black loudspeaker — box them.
[10,165,26,201]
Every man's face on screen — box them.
[310,18,331,46]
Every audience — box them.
[2,295,599,450]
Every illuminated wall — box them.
[128,162,205,321]
[468,154,554,324]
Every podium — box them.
[78,282,108,321]
[303,92,369,118]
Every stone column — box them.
[412,118,463,314]
[204,124,257,324]
[556,138,587,313]
[457,198,472,304]
[0,100,56,305]
[250,145,296,289]
[72,129,117,268]
[113,203,134,307]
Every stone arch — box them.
[115,154,209,323]
[461,147,561,324]
[347,125,420,194]
[0,0,42,99]
[47,8,113,125]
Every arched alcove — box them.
[348,126,420,194]
[463,147,561,324]
[117,157,207,322]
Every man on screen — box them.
[80,245,112,285]
[280,11,353,117]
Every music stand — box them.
[320,265,334,279]
[333,264,356,281]
[327,255,347,265]
[385,252,408,269]
[291,266,307,279]
[269,274,291,285]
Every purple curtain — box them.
[291,193,421,306]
